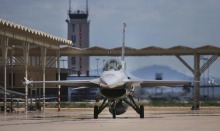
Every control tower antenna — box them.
[86,0,89,14]
[68,0,72,14]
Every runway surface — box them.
[1,107,220,131]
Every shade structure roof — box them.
[0,19,72,50]
[59,45,220,56]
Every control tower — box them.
[66,0,90,76]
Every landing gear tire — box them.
[140,105,144,118]
[94,106,99,119]
[112,109,116,119]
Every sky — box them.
[1,0,220,78]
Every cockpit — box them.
[103,59,122,71]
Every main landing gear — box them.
[93,95,144,119]
[94,99,108,119]
[124,95,144,118]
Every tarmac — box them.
[1,107,220,131]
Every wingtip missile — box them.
[23,77,33,86]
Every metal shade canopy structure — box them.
[60,46,220,110]
[1,18,220,112]
[0,19,72,113]
[60,45,220,56]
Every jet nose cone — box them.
[100,74,123,88]
[101,74,116,85]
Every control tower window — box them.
[103,59,122,71]
[72,24,75,32]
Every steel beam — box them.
[200,55,219,75]
[175,55,194,74]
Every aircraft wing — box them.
[124,78,191,87]
[125,73,191,87]
[0,90,9,95]
[24,77,100,87]
[140,80,191,87]
[6,90,25,96]
[0,86,25,96]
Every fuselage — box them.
[100,69,127,88]
[98,59,133,100]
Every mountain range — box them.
[131,65,220,85]
[91,65,220,85]
[130,65,193,81]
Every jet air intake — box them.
[101,88,127,99]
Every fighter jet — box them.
[0,86,25,97]
[24,24,191,119]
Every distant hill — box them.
[130,65,220,85]
[131,65,193,81]
[90,64,220,84]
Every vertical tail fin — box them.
[121,23,126,70]
[121,23,126,61]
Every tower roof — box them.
[68,0,89,20]
[69,10,88,19]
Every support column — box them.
[10,46,14,89]
[41,47,47,112]
[2,36,8,113]
[57,50,61,112]
[23,42,29,113]
[10,45,14,112]
[192,54,200,110]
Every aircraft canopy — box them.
[103,59,122,71]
